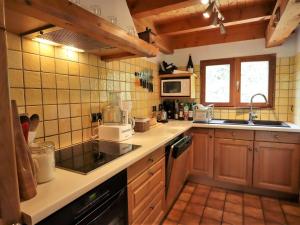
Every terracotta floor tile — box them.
[222,211,243,225]
[178,192,192,202]
[281,204,300,217]
[200,218,221,225]
[174,200,188,211]
[203,207,223,222]
[261,197,282,213]
[168,209,183,222]
[190,194,207,205]
[194,187,210,196]
[197,184,211,190]
[224,202,242,215]
[207,198,225,210]
[209,190,226,201]
[222,223,232,225]
[264,210,286,224]
[212,187,226,193]
[226,193,243,205]
[285,214,300,225]
[183,185,196,194]
[162,219,178,225]
[244,206,264,220]
[244,194,262,208]
[179,212,201,225]
[244,216,265,225]
[185,203,205,217]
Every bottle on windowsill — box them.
[186,54,194,73]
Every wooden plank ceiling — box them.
[126,0,277,53]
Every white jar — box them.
[31,142,55,184]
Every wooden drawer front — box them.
[128,158,165,224]
[133,190,164,225]
[127,147,164,183]
[255,131,300,144]
[215,129,254,140]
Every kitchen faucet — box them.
[248,93,268,125]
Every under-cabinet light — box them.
[32,38,59,46]
[63,45,85,52]
[201,0,209,4]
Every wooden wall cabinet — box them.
[127,148,165,225]
[253,142,300,193]
[214,138,253,186]
[190,128,214,178]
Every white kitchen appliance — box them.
[193,104,214,123]
[161,78,190,97]
[98,124,132,142]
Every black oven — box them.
[37,170,128,225]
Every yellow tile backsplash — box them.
[7,33,160,149]
[179,55,297,123]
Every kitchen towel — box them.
[11,100,37,201]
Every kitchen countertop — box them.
[21,120,300,224]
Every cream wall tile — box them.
[81,103,91,115]
[8,69,23,87]
[58,104,70,118]
[81,90,91,103]
[89,66,98,78]
[23,53,40,71]
[59,132,72,148]
[41,56,55,73]
[22,38,39,54]
[89,54,98,66]
[80,77,90,90]
[42,73,56,89]
[7,50,22,69]
[43,89,57,104]
[55,59,68,74]
[24,71,41,88]
[69,76,80,89]
[59,118,71,133]
[72,130,82,144]
[56,74,69,89]
[71,117,82,130]
[40,43,54,57]
[82,116,91,129]
[80,64,89,77]
[79,53,88,64]
[70,90,81,103]
[69,62,79,76]
[70,104,81,117]
[7,33,21,51]
[25,89,42,105]
[43,105,58,120]
[44,120,58,136]
[57,90,70,104]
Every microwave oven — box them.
[161,78,190,97]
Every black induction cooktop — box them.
[55,140,141,174]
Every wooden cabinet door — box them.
[191,129,214,177]
[214,138,253,186]
[253,142,300,193]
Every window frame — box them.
[200,54,276,108]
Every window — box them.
[200,55,275,108]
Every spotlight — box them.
[203,1,214,18]
[220,23,226,35]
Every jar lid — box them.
[30,141,55,154]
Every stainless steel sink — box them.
[193,119,290,127]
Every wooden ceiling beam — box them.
[171,20,268,49]
[266,0,300,48]
[127,0,200,19]
[5,0,159,57]
[156,3,274,36]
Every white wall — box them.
[161,35,297,66]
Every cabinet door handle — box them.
[148,158,154,163]
[248,147,252,151]
[148,171,155,176]
[150,206,154,210]
[209,135,213,139]
[231,132,236,137]
[274,135,280,139]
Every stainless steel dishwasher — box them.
[165,135,192,209]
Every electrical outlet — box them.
[90,112,102,122]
